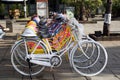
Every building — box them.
[0,0,61,19]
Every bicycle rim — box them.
[71,40,108,76]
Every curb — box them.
[89,33,120,41]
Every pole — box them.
[103,0,112,36]
[24,0,27,18]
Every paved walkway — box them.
[91,41,120,80]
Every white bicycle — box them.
[11,21,108,77]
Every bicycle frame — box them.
[22,23,82,67]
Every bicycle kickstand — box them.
[26,58,32,80]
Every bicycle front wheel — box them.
[11,38,47,76]
[71,40,108,76]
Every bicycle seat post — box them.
[44,38,53,54]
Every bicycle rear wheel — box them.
[11,38,47,76]
[71,40,108,76]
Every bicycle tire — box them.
[69,41,97,67]
[11,38,47,76]
[71,40,108,76]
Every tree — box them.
[112,0,120,17]
[85,0,102,14]
[103,0,112,36]
[0,3,5,15]
[61,0,103,21]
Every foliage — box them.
[0,3,5,15]
[61,0,74,4]
[101,0,120,17]
[112,0,120,17]
[61,0,103,20]
[85,0,102,13]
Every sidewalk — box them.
[0,19,120,35]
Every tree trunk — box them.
[79,1,86,21]
[55,0,59,12]
[103,0,112,36]
[24,0,27,18]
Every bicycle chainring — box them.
[50,55,62,67]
